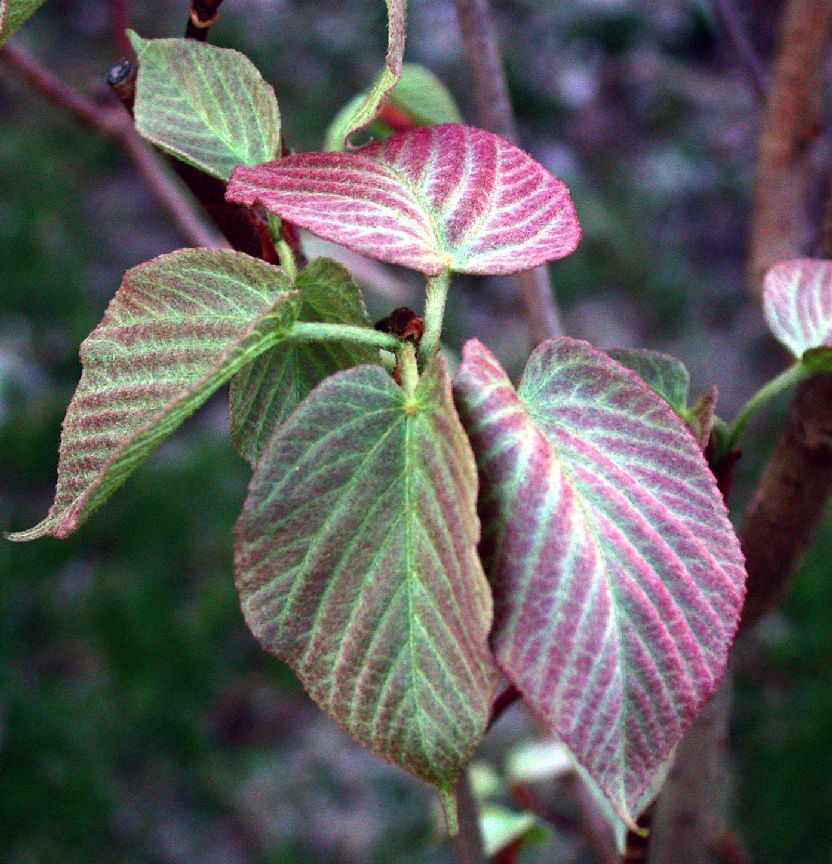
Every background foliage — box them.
[1,1,829,862]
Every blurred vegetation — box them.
[1,1,830,862]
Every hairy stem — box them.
[452,0,564,345]
[289,322,401,353]
[397,342,419,397]
[419,271,451,366]
[0,43,220,249]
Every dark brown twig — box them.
[186,0,224,41]
[452,0,564,345]
[0,43,220,249]
[711,0,768,103]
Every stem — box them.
[110,0,131,58]
[269,215,297,282]
[449,771,488,864]
[419,271,451,366]
[397,342,419,397]
[289,322,401,353]
[452,0,564,345]
[722,363,804,454]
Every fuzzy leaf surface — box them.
[227,124,581,276]
[763,258,832,358]
[325,63,462,151]
[129,32,280,180]
[230,258,377,464]
[9,251,298,541]
[235,358,499,792]
[337,0,406,145]
[606,349,690,414]
[453,338,746,822]
[0,0,47,46]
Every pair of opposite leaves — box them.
[12,118,749,829]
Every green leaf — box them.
[229,258,377,465]
[235,358,499,794]
[606,348,690,414]
[0,0,48,46]
[480,807,545,857]
[325,63,462,151]
[337,0,406,146]
[129,31,280,181]
[8,250,298,541]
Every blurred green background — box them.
[1,1,830,862]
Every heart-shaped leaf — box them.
[235,358,499,800]
[8,250,299,541]
[227,124,581,277]
[453,338,746,824]
[0,0,48,46]
[230,258,377,465]
[325,63,462,151]
[763,258,832,358]
[129,32,281,181]
[336,0,406,146]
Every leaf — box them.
[129,31,280,181]
[453,338,746,823]
[0,0,48,46]
[325,63,462,151]
[480,807,545,857]
[230,258,377,464]
[227,124,581,276]
[8,250,298,541]
[337,0,406,146]
[763,258,832,359]
[234,358,499,796]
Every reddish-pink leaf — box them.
[453,338,746,823]
[226,124,581,276]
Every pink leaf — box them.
[227,124,581,276]
[453,338,746,824]
[763,258,832,357]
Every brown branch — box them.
[110,0,131,58]
[449,771,488,864]
[452,0,564,345]
[711,0,768,104]
[186,0,224,41]
[0,43,220,249]
[748,0,832,293]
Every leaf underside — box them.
[337,0,406,146]
[8,250,298,541]
[227,124,581,276]
[129,32,281,181]
[229,258,377,465]
[235,359,499,791]
[0,0,48,46]
[763,258,832,358]
[453,338,746,822]
[325,63,462,152]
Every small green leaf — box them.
[230,258,377,465]
[0,0,48,46]
[129,31,280,180]
[801,346,832,373]
[325,63,461,151]
[8,250,298,541]
[337,0,406,146]
[235,358,499,792]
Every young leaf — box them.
[763,258,832,359]
[235,358,499,797]
[0,0,48,47]
[8,251,298,541]
[325,63,462,151]
[129,32,280,181]
[336,0,406,146]
[453,338,746,824]
[230,258,377,465]
[227,124,581,276]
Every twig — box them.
[110,0,131,58]
[0,42,220,248]
[452,0,564,345]
[748,0,832,293]
[449,771,488,864]
[711,0,768,104]
[186,0,224,41]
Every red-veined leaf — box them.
[453,338,745,824]
[763,258,832,359]
[235,358,499,807]
[8,250,298,541]
[227,124,581,277]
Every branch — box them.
[452,0,564,345]
[711,0,768,104]
[186,0,224,41]
[449,771,488,864]
[110,0,131,58]
[748,0,832,293]
[0,43,220,249]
